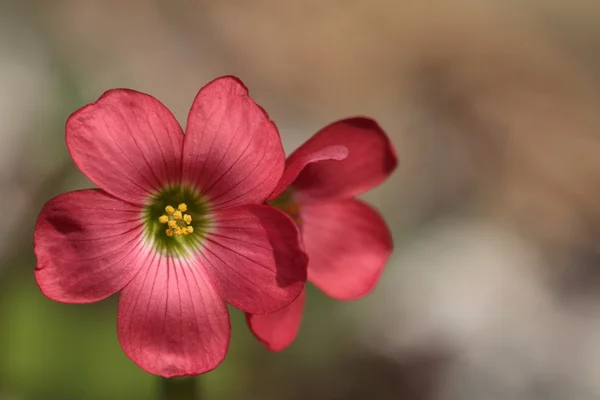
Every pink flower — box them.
[33,76,308,377]
[246,118,397,351]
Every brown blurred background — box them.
[2,0,600,399]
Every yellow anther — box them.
[161,204,195,237]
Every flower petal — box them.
[292,117,398,202]
[301,199,393,300]
[268,145,348,200]
[34,189,147,303]
[117,255,230,377]
[67,89,184,205]
[199,204,308,314]
[182,76,285,209]
[245,289,306,352]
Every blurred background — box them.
[2,0,600,399]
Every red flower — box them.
[246,118,397,351]
[33,76,308,377]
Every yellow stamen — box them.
[159,203,194,237]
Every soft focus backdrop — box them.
[2,1,600,399]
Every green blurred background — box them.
[3,1,600,399]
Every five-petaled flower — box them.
[33,76,308,377]
[246,118,397,351]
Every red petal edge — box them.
[66,89,184,205]
[292,117,398,202]
[182,76,285,209]
[246,289,306,352]
[268,145,348,201]
[302,199,393,300]
[34,189,147,304]
[198,204,308,314]
[117,255,231,377]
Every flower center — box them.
[268,188,302,226]
[158,203,194,237]
[143,186,211,256]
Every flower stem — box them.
[161,377,198,400]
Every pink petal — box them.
[245,289,306,352]
[182,76,285,209]
[301,199,393,300]
[199,204,308,314]
[292,117,398,202]
[67,89,184,205]
[269,145,348,201]
[34,189,147,303]
[117,255,230,377]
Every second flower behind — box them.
[247,117,397,351]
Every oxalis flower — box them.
[246,117,397,351]
[33,76,308,377]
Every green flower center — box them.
[143,186,211,256]
[269,188,302,226]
